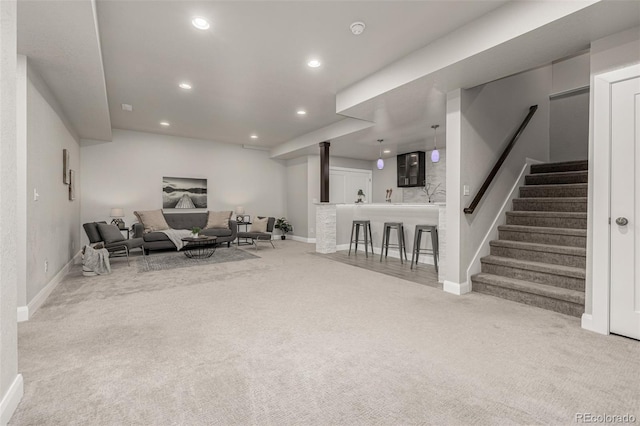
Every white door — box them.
[330,168,372,204]
[610,76,640,340]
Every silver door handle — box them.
[616,217,629,226]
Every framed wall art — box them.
[162,176,207,209]
[63,149,70,184]
[68,169,75,201]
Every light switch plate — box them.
[463,185,470,196]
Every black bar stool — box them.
[411,225,439,272]
[348,220,374,257]
[380,222,408,264]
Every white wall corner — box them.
[443,280,471,295]
[0,374,23,426]
[16,306,28,323]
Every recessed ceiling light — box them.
[191,17,210,30]
[160,121,170,127]
[383,149,391,154]
[179,82,192,90]
[121,103,133,111]
[297,110,307,115]
[250,135,258,139]
[307,59,321,68]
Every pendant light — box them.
[431,124,440,163]
[376,139,384,170]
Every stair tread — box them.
[472,273,585,303]
[481,255,586,278]
[506,211,587,218]
[520,183,588,190]
[531,160,588,169]
[514,197,587,202]
[489,239,586,256]
[498,225,587,236]
[527,170,588,177]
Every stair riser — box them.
[481,262,585,291]
[512,199,587,212]
[490,246,586,268]
[498,230,586,248]
[506,215,587,229]
[519,186,587,198]
[472,281,583,317]
[525,173,588,185]
[530,161,588,174]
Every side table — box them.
[237,222,253,246]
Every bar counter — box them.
[315,202,446,282]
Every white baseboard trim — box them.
[25,250,81,320]
[16,306,28,323]
[581,313,608,335]
[0,374,23,426]
[443,280,470,295]
[291,235,316,244]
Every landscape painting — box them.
[162,177,207,209]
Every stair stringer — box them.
[465,158,545,288]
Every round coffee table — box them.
[181,236,218,259]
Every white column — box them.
[0,0,24,423]
[315,204,336,254]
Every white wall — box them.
[285,157,308,239]
[0,1,22,422]
[81,129,287,243]
[446,65,552,289]
[584,26,640,321]
[372,158,398,203]
[550,52,590,162]
[26,67,82,304]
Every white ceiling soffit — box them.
[336,0,601,115]
[270,117,375,160]
[317,0,640,161]
[17,0,112,141]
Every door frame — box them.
[586,63,640,335]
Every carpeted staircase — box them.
[472,160,588,317]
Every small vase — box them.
[281,235,286,240]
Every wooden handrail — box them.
[463,105,538,215]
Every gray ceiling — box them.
[16,1,640,161]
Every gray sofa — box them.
[133,212,237,254]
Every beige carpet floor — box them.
[11,241,640,425]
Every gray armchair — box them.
[237,217,276,250]
[83,222,144,265]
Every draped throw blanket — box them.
[158,229,193,251]
[83,245,111,275]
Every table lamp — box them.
[236,206,245,223]
[110,208,125,229]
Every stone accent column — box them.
[315,204,336,254]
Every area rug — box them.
[137,247,259,272]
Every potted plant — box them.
[191,226,202,238]
[274,217,293,240]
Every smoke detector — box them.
[350,21,366,35]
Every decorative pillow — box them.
[250,217,268,233]
[96,223,125,244]
[205,210,232,229]
[133,209,169,232]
